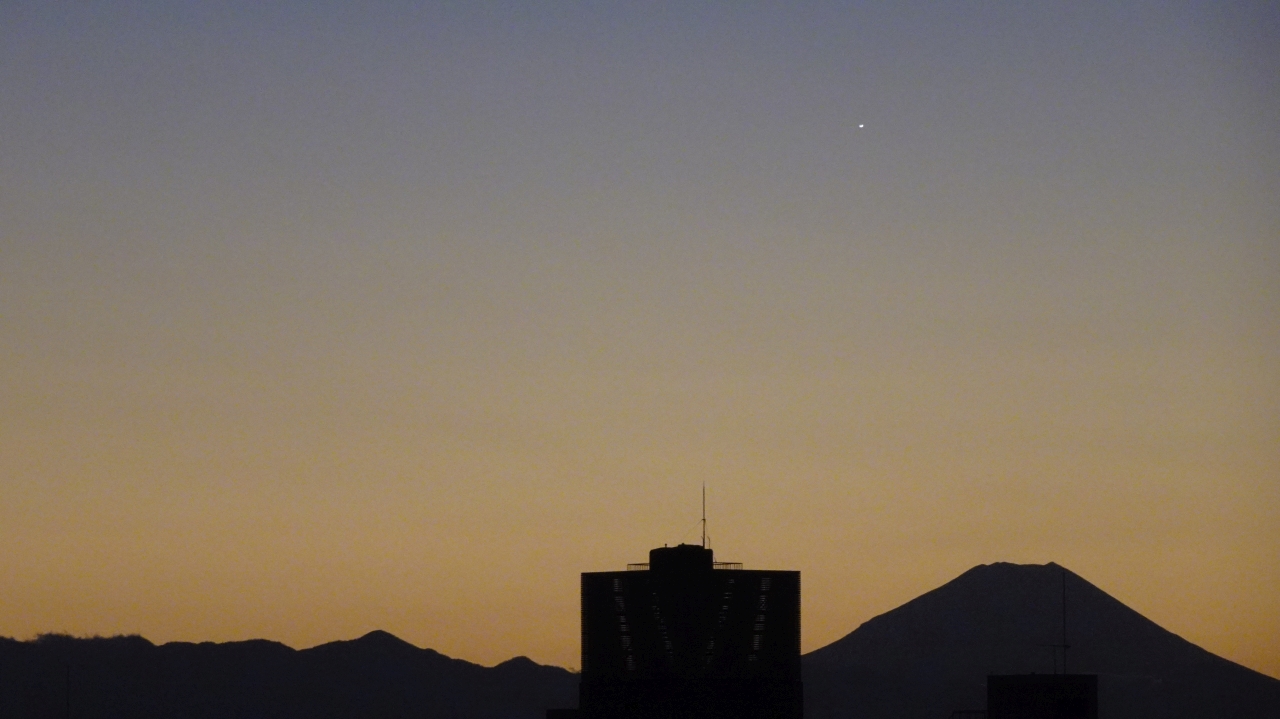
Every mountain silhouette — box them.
[0,630,576,719]
[4,564,1277,718]
[802,562,1280,719]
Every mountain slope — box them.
[4,565,1275,718]
[802,562,1280,719]
[0,630,577,719]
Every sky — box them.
[2,1,1277,678]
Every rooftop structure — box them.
[558,543,802,719]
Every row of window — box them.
[612,578,637,671]
[609,575,777,668]
[748,576,772,662]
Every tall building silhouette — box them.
[558,543,802,719]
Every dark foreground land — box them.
[2,563,1277,718]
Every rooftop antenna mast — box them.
[701,484,707,548]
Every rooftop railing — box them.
[624,562,744,570]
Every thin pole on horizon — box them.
[1062,568,1069,675]
[701,484,706,549]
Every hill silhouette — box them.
[802,562,1280,719]
[0,630,576,718]
[3,564,1277,718]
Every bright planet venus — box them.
[1,1,1277,679]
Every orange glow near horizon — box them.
[1,1,1276,682]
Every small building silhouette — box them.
[987,674,1098,719]
[552,543,802,719]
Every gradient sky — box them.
[2,1,1277,678]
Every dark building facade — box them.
[987,674,1098,719]
[571,543,801,719]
